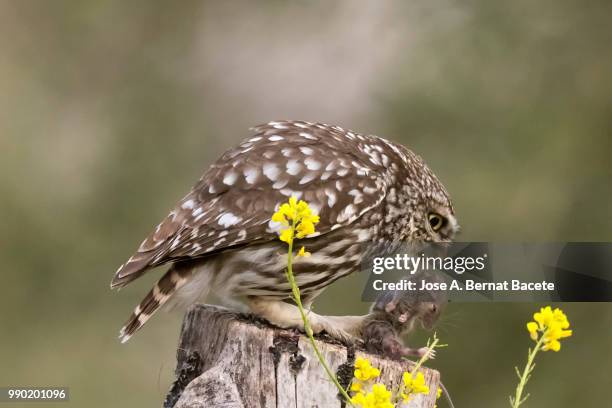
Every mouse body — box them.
[360,271,446,360]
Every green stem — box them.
[511,333,547,408]
[285,220,354,406]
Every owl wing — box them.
[111,121,394,288]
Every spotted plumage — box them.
[112,120,458,342]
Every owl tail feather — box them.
[119,264,192,343]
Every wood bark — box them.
[164,304,440,408]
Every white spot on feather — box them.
[273,178,289,189]
[218,213,241,227]
[299,132,316,140]
[267,219,282,233]
[325,161,338,171]
[223,171,238,186]
[299,172,317,184]
[304,158,321,170]
[244,168,259,184]
[263,163,280,181]
[300,146,314,155]
[280,189,303,199]
[337,204,357,223]
[325,189,337,207]
[349,189,364,204]
[308,203,321,215]
[182,199,195,210]
[286,160,301,176]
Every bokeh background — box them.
[1,1,611,407]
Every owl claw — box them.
[312,316,358,346]
[246,299,360,346]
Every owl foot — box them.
[311,316,358,346]
[246,298,360,345]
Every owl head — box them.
[389,143,460,243]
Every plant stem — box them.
[511,333,547,408]
[285,220,354,406]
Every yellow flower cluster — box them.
[351,384,394,408]
[401,371,430,402]
[350,357,432,408]
[526,306,572,352]
[272,196,320,253]
[350,357,392,408]
[354,357,381,382]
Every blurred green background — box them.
[1,1,611,407]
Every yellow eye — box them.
[428,213,446,232]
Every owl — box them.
[111,120,458,343]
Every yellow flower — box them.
[411,371,430,394]
[350,381,363,393]
[279,229,294,244]
[402,371,430,401]
[513,307,573,408]
[354,357,381,381]
[527,306,572,352]
[371,384,394,408]
[351,384,393,408]
[351,391,368,407]
[542,339,561,352]
[272,196,320,245]
[297,246,311,257]
[526,322,539,340]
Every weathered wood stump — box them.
[164,304,440,408]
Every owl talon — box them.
[312,317,358,345]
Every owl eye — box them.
[428,213,446,232]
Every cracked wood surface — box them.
[165,304,440,408]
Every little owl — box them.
[111,120,458,342]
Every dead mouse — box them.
[359,271,455,407]
[361,272,446,359]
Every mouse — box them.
[358,271,455,407]
[360,271,446,359]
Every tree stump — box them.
[164,304,440,408]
